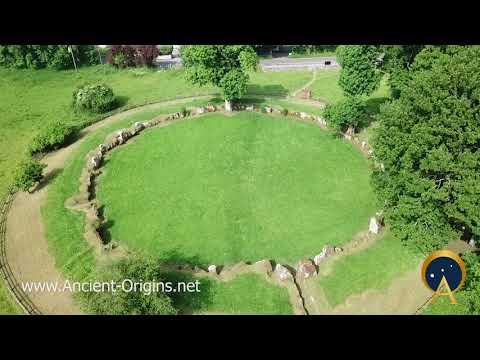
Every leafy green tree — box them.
[462,252,480,314]
[0,45,97,70]
[323,96,366,132]
[337,45,382,97]
[379,45,425,98]
[372,45,480,254]
[181,45,258,109]
[14,158,46,192]
[79,255,177,315]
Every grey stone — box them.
[369,217,381,234]
[274,264,292,281]
[208,265,217,274]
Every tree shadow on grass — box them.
[35,167,63,192]
[163,270,215,314]
[247,84,288,97]
[155,248,216,314]
[358,96,390,130]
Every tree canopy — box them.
[181,45,257,101]
[337,45,382,97]
[372,45,480,254]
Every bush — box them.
[79,255,178,315]
[323,96,366,132]
[14,158,46,192]
[159,45,173,55]
[29,120,78,155]
[281,108,289,116]
[107,45,136,68]
[72,83,117,113]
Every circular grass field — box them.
[96,112,376,265]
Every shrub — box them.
[107,45,136,68]
[323,96,366,132]
[13,158,46,192]
[159,45,173,55]
[72,83,117,113]
[79,255,178,315]
[281,108,289,116]
[29,120,78,155]
[135,45,159,67]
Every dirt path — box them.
[4,97,213,314]
[291,70,317,98]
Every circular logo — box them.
[421,250,466,292]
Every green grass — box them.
[248,70,312,96]
[0,282,21,314]
[97,112,376,265]
[319,230,421,307]
[201,273,293,314]
[0,66,314,201]
[309,69,390,106]
[42,101,219,282]
[421,292,472,315]
[168,272,293,315]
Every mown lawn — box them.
[319,231,421,307]
[309,68,390,106]
[97,112,376,265]
[168,272,293,315]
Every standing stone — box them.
[300,112,309,119]
[225,100,232,112]
[361,141,367,149]
[246,105,254,111]
[369,217,380,234]
[264,106,273,113]
[469,239,477,248]
[196,107,205,114]
[297,259,317,279]
[207,265,217,274]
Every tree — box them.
[323,96,366,132]
[337,45,382,97]
[181,45,258,110]
[372,46,480,254]
[379,45,426,98]
[14,158,46,192]
[0,45,97,70]
[79,255,177,315]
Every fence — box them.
[0,191,42,315]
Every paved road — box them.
[260,56,339,71]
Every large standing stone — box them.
[297,259,317,279]
[207,265,217,274]
[224,100,232,112]
[369,217,381,234]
